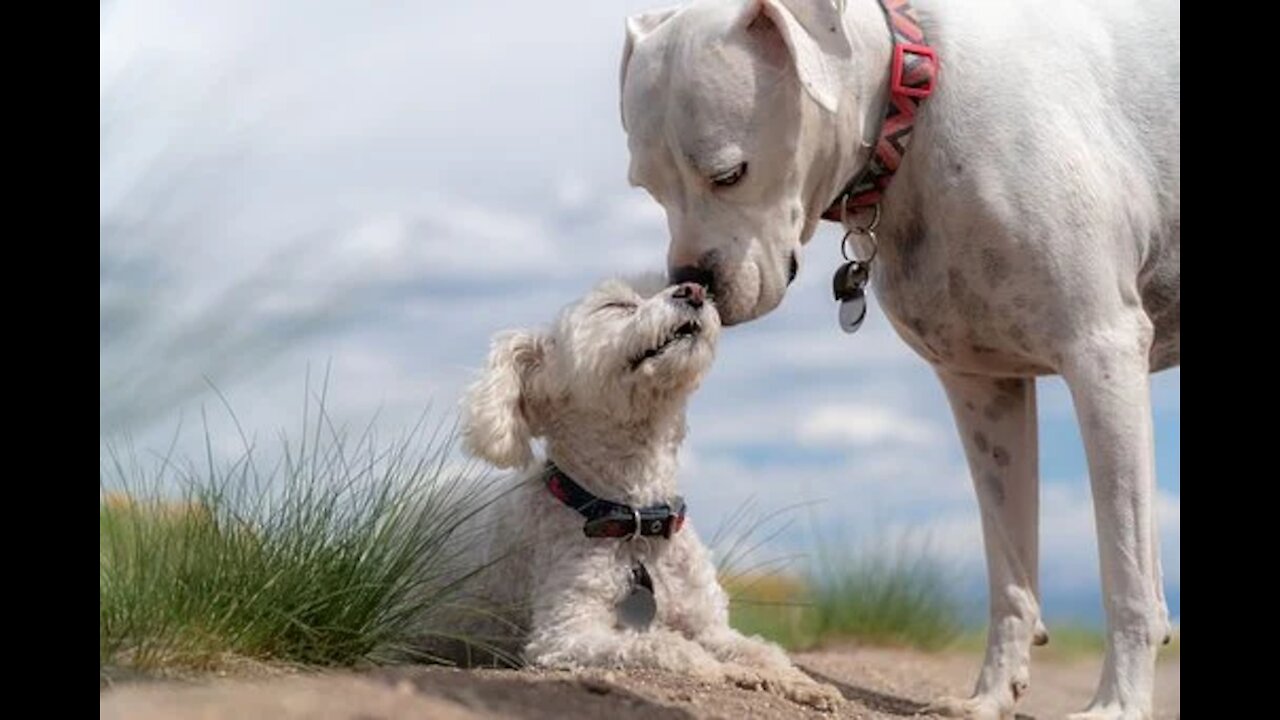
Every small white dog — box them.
[459,274,840,710]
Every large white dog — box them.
[618,0,1179,718]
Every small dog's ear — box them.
[462,330,547,469]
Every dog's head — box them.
[462,274,721,469]
[620,0,876,325]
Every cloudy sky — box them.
[100,0,1179,625]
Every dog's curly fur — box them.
[457,274,840,710]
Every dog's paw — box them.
[677,660,730,686]
[525,654,580,672]
[723,665,841,713]
[921,695,1011,720]
[770,675,843,713]
[728,638,794,671]
[721,663,768,690]
[696,629,794,672]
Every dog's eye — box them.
[710,163,747,188]
[598,301,637,314]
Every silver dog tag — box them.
[617,562,656,630]
[838,293,868,334]
[832,261,869,334]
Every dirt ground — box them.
[100,646,1180,720]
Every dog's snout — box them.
[669,265,714,296]
[672,282,705,308]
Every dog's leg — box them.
[693,625,841,712]
[927,372,1042,720]
[522,569,728,681]
[657,537,796,674]
[1151,506,1173,647]
[1059,320,1165,720]
[655,533,841,711]
[526,622,727,679]
[695,625,793,673]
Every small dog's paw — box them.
[728,638,793,671]
[524,651,573,672]
[921,695,1010,720]
[697,630,793,672]
[767,672,843,713]
[681,661,731,685]
[725,666,842,712]
[721,663,767,690]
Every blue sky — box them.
[100,0,1179,626]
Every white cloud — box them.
[798,403,943,447]
[333,199,561,280]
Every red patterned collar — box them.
[822,0,939,221]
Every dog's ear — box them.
[462,330,548,469]
[620,6,681,129]
[744,0,852,114]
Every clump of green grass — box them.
[804,534,965,650]
[100,389,501,678]
[714,504,965,652]
[713,499,824,649]
[723,574,821,650]
[953,623,1179,661]
[719,506,1175,660]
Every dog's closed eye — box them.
[597,301,638,314]
[710,162,747,188]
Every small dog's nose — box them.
[672,282,705,308]
[669,265,714,296]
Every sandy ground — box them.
[100,646,1179,720]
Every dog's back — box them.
[417,470,541,667]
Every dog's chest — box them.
[870,221,1058,377]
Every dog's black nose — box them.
[669,265,714,295]
[671,282,705,308]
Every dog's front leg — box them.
[929,371,1044,720]
[1059,319,1168,720]
[654,536,795,671]
[657,534,841,711]
[693,625,842,712]
[526,622,726,680]
[522,566,726,680]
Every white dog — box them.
[619,1,1178,718]
[459,275,841,710]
